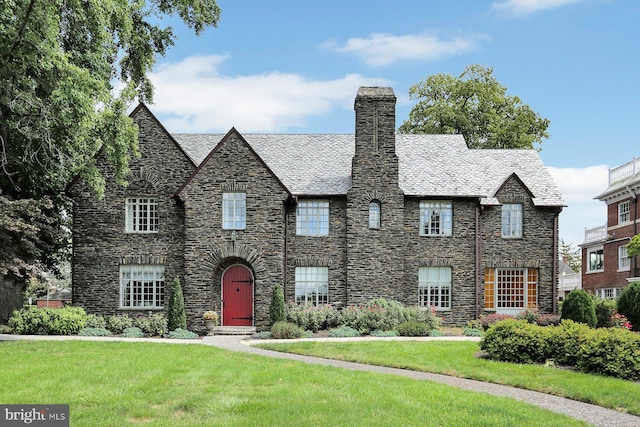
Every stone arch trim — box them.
[126,167,161,193]
[221,179,247,192]
[418,257,453,267]
[120,255,165,265]
[293,256,333,267]
[363,190,387,204]
[201,243,266,275]
[483,258,541,269]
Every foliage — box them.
[480,319,552,364]
[202,311,219,321]
[106,315,133,334]
[168,276,186,331]
[0,324,12,334]
[399,64,550,150]
[328,326,362,338]
[270,321,306,339]
[428,329,445,337]
[0,0,220,290]
[86,315,107,329]
[479,313,514,330]
[9,306,86,335]
[78,327,112,337]
[251,331,273,339]
[617,282,640,331]
[338,299,441,334]
[560,290,596,328]
[269,284,287,325]
[627,234,640,258]
[397,321,431,337]
[577,327,640,380]
[516,308,540,324]
[133,314,167,336]
[535,314,561,327]
[545,320,592,366]
[167,328,198,339]
[286,303,340,332]
[610,313,632,330]
[121,327,145,338]
[559,239,582,272]
[463,328,483,337]
[370,330,399,337]
[594,298,617,328]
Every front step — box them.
[211,326,256,336]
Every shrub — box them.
[168,276,187,331]
[479,313,514,330]
[617,282,640,331]
[121,327,145,338]
[9,307,87,335]
[546,320,592,366]
[107,315,133,334]
[328,326,361,338]
[594,298,617,328]
[287,304,340,332]
[78,327,112,336]
[397,321,431,337]
[0,324,12,334]
[516,308,540,324]
[480,319,552,364]
[535,314,561,327]
[271,321,306,339]
[337,299,441,334]
[370,330,399,337]
[251,331,273,339]
[146,313,168,336]
[86,315,107,329]
[429,329,445,337]
[611,312,632,330]
[560,290,596,328]
[463,328,482,337]
[269,284,287,325]
[168,328,198,339]
[577,327,640,380]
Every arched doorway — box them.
[221,264,254,326]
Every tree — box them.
[167,276,186,331]
[560,239,582,273]
[269,284,287,326]
[399,64,550,150]
[0,1,220,281]
[627,234,640,258]
[560,290,596,328]
[617,282,640,332]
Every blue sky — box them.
[145,0,639,246]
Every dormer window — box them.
[125,197,158,233]
[369,200,381,229]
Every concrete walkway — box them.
[202,335,640,427]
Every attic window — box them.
[369,201,381,229]
[501,204,522,238]
[222,192,246,230]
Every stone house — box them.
[67,87,565,332]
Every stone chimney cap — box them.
[356,87,395,99]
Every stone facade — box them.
[69,87,563,331]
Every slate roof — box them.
[172,133,565,206]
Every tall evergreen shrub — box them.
[560,290,596,328]
[269,284,286,326]
[617,282,640,331]
[168,276,186,331]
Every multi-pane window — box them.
[296,200,329,236]
[483,268,537,310]
[418,267,451,310]
[596,288,619,300]
[369,201,381,229]
[222,192,246,230]
[619,201,631,224]
[587,247,604,272]
[420,201,452,236]
[120,265,165,308]
[501,204,523,238]
[619,245,630,270]
[125,198,158,233]
[295,267,328,306]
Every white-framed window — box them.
[369,200,381,229]
[501,204,523,238]
[222,192,246,230]
[587,246,604,272]
[296,200,329,236]
[295,266,328,306]
[619,201,631,224]
[125,197,158,233]
[418,267,451,310]
[619,245,630,271]
[120,265,165,308]
[419,201,452,236]
[484,268,537,311]
[596,288,619,300]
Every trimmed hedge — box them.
[481,319,640,380]
[9,307,87,335]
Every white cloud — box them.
[324,32,488,67]
[548,165,609,245]
[148,55,389,132]
[492,0,585,17]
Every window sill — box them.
[586,270,604,274]
[617,268,631,273]
[118,307,164,311]
[124,231,159,235]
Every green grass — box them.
[257,340,640,415]
[0,341,588,426]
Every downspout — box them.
[475,205,482,319]
[627,186,638,277]
[552,212,559,314]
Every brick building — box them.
[67,87,565,332]
[581,158,640,298]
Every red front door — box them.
[222,265,254,326]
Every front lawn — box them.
[0,341,587,426]
[257,340,640,415]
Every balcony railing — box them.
[584,225,607,244]
[609,157,640,186]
